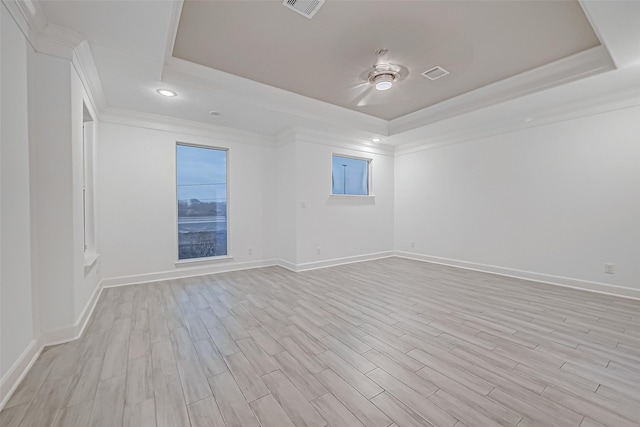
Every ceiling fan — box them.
[350,49,409,107]
[365,48,409,91]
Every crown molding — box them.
[100,107,276,148]
[288,127,395,157]
[1,0,45,48]
[71,41,107,113]
[163,57,389,137]
[275,128,297,148]
[394,82,640,156]
[579,0,640,69]
[3,0,106,114]
[390,46,614,135]
[162,0,183,67]
[35,23,82,60]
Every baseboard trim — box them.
[0,281,104,410]
[395,251,640,300]
[100,253,395,286]
[40,282,104,345]
[0,339,41,410]
[294,251,395,272]
[276,259,297,272]
[101,259,279,288]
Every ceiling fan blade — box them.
[347,82,372,106]
[356,86,376,107]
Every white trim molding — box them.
[292,128,395,157]
[294,252,395,272]
[389,46,614,135]
[100,107,275,148]
[0,339,41,410]
[101,259,279,288]
[101,252,395,286]
[0,281,103,410]
[395,251,640,300]
[394,81,640,157]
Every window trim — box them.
[331,153,373,196]
[82,101,98,270]
[175,142,230,262]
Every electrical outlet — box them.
[604,263,614,274]
[248,248,253,255]
[410,241,415,248]
[316,247,321,255]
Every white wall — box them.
[97,122,277,283]
[96,124,396,280]
[28,51,76,332]
[0,2,35,380]
[276,140,298,266]
[294,140,394,267]
[395,106,640,291]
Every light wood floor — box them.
[2,258,639,427]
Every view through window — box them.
[177,144,227,259]
[332,155,370,195]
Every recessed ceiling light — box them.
[209,111,221,116]
[157,89,177,97]
[371,137,381,143]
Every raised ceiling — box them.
[173,0,600,120]
[31,0,639,141]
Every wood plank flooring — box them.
[2,257,639,426]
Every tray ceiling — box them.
[173,1,600,120]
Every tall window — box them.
[332,154,370,195]
[176,144,228,260]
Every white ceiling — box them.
[32,0,640,144]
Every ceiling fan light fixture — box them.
[375,80,393,91]
[372,73,395,91]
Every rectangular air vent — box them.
[282,0,325,19]
[422,66,450,80]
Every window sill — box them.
[330,194,375,198]
[175,255,234,267]
[84,253,99,271]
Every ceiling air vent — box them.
[422,66,450,81]
[282,0,325,19]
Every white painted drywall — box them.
[294,141,394,266]
[395,106,640,290]
[0,3,35,379]
[96,122,276,280]
[276,140,298,266]
[28,52,76,332]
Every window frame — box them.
[330,153,373,197]
[82,101,98,270]
[175,142,230,264]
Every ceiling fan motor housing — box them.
[368,65,400,90]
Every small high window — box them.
[176,144,228,260]
[332,154,371,195]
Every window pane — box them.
[332,155,369,195]
[177,144,227,259]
